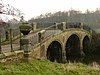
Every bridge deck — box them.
[1,28,90,53]
[1,30,62,52]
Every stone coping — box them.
[0,50,24,59]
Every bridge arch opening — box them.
[65,34,81,60]
[46,41,62,63]
[83,36,90,54]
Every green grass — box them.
[0,59,100,75]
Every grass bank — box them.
[0,58,100,75]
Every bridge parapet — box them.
[9,22,91,63]
[0,21,93,64]
[27,25,92,49]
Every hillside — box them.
[0,58,100,75]
[29,9,100,33]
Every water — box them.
[68,53,100,65]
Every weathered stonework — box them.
[0,50,24,64]
[0,28,92,64]
[30,28,91,63]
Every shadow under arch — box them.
[46,41,62,63]
[83,35,91,54]
[65,34,81,61]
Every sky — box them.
[3,0,100,20]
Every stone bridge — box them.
[21,22,92,63]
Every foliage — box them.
[91,33,100,54]
[29,8,100,32]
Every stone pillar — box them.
[23,52,32,63]
[54,23,58,29]
[20,39,29,51]
[80,22,83,29]
[62,44,67,63]
[80,40,85,58]
[62,22,66,31]
[38,30,45,43]
[31,22,37,31]
[62,50,67,63]
[40,45,46,59]
[89,29,92,36]
[20,39,32,62]
[38,32,41,43]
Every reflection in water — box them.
[67,53,100,65]
[83,54,100,65]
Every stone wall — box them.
[0,50,24,64]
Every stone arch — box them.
[46,41,62,63]
[82,35,91,54]
[65,34,81,60]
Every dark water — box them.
[67,54,100,65]
[83,54,100,65]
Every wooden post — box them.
[20,29,22,50]
[10,29,13,52]
[0,33,2,53]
